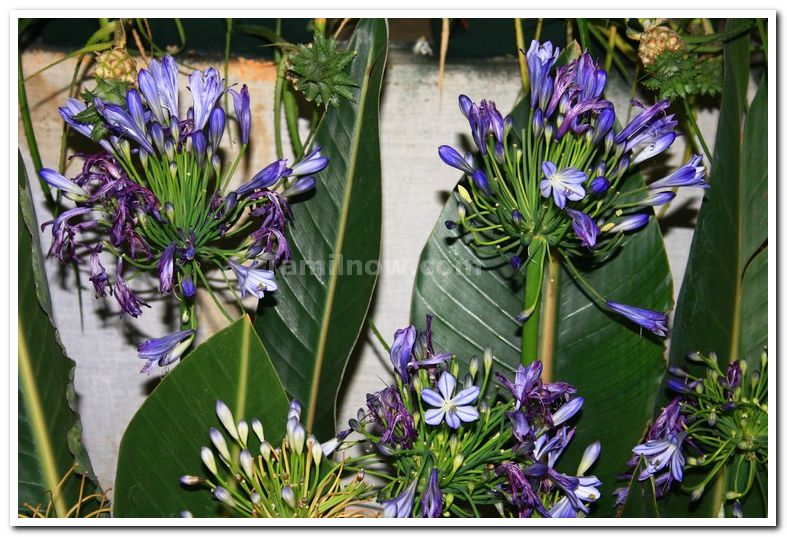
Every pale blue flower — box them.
[422,372,480,429]
[540,161,587,208]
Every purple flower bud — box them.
[510,255,522,270]
[512,209,523,225]
[610,213,649,233]
[472,169,491,195]
[383,481,417,518]
[229,84,251,145]
[390,325,416,383]
[150,121,167,153]
[208,107,226,150]
[157,243,177,294]
[639,190,676,207]
[138,329,194,373]
[236,160,286,196]
[649,155,708,189]
[39,168,88,201]
[420,469,443,518]
[444,220,456,230]
[726,361,742,390]
[606,300,668,337]
[287,146,329,177]
[588,176,610,197]
[282,176,317,198]
[438,145,474,175]
[532,108,545,138]
[191,131,207,166]
[181,276,196,298]
[458,94,473,118]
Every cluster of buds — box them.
[341,318,601,518]
[617,350,768,517]
[180,400,374,518]
[627,20,686,67]
[439,40,709,337]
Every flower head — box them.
[539,162,587,209]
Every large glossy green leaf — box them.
[659,20,768,518]
[411,111,672,517]
[113,317,290,517]
[18,152,100,516]
[254,19,388,440]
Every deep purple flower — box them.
[114,260,150,318]
[189,67,224,131]
[137,329,195,374]
[94,98,155,154]
[606,300,668,337]
[526,40,560,110]
[390,325,416,383]
[158,243,177,294]
[556,99,613,140]
[422,372,480,429]
[467,101,494,154]
[726,361,742,391]
[610,213,649,233]
[438,145,474,175]
[632,432,686,482]
[229,84,251,145]
[383,481,417,518]
[540,161,587,208]
[420,469,442,518]
[566,209,599,248]
[286,146,329,177]
[88,245,111,298]
[592,107,616,144]
[649,155,708,189]
[236,160,287,196]
[496,361,543,411]
[227,259,278,299]
[496,462,547,518]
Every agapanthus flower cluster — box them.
[615,350,768,517]
[39,55,328,373]
[180,400,374,518]
[340,317,601,518]
[438,40,709,337]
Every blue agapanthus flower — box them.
[438,40,711,337]
[40,55,328,372]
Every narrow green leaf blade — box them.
[254,18,389,440]
[113,317,290,517]
[18,152,100,516]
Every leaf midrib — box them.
[305,41,378,433]
[18,321,67,517]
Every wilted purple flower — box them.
[420,469,442,518]
[227,259,278,299]
[390,325,416,383]
[138,329,195,373]
[606,300,668,337]
[383,481,417,518]
[496,462,547,518]
[610,213,649,233]
[229,84,251,145]
[526,40,560,109]
[189,67,224,131]
[114,260,150,318]
[540,161,587,208]
[421,372,480,429]
[566,209,599,248]
[286,146,329,177]
[632,432,686,482]
[40,206,95,263]
[438,145,474,175]
[496,361,543,411]
[88,245,111,298]
[726,361,742,391]
[649,155,708,189]
[366,385,417,449]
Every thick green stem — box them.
[521,240,547,365]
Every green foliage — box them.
[74,78,131,141]
[254,19,388,440]
[288,31,357,107]
[113,317,290,517]
[17,153,102,517]
[642,49,722,100]
[657,20,768,518]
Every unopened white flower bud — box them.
[252,418,264,443]
[237,420,249,446]
[215,401,238,440]
[209,428,230,463]
[200,447,217,477]
[240,449,254,479]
